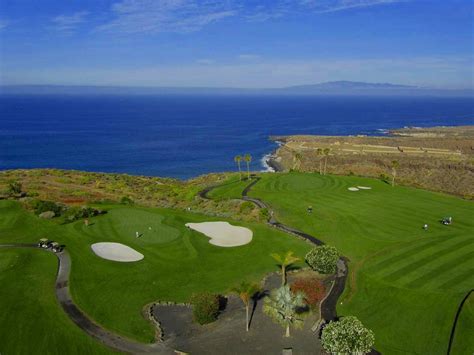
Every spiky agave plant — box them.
[263,285,306,337]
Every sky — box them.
[0,0,472,89]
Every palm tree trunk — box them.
[281,265,286,285]
[285,324,290,337]
[246,162,250,180]
[324,157,328,175]
[392,170,396,186]
[245,304,249,332]
[238,162,242,181]
[319,160,322,175]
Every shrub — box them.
[120,196,134,205]
[290,277,326,309]
[305,245,339,274]
[7,181,22,195]
[259,208,270,221]
[321,316,375,354]
[32,200,62,216]
[379,173,390,184]
[64,206,105,222]
[190,292,220,325]
[239,201,254,214]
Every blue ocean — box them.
[1,95,473,179]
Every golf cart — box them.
[441,217,452,226]
[38,238,50,248]
[50,242,63,253]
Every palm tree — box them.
[263,285,305,337]
[270,251,300,286]
[234,155,242,181]
[323,148,331,175]
[316,148,323,175]
[391,160,399,187]
[243,154,252,180]
[231,281,261,332]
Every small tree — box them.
[231,281,261,331]
[243,154,252,180]
[271,251,300,286]
[263,285,306,337]
[321,316,375,354]
[234,155,243,181]
[190,292,220,325]
[305,245,339,274]
[391,160,399,187]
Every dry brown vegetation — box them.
[0,169,263,222]
[271,126,474,199]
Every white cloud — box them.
[97,0,403,34]
[52,11,89,33]
[299,0,404,13]
[98,0,237,34]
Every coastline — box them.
[262,140,285,173]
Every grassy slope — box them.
[247,172,474,355]
[0,200,311,344]
[0,248,114,355]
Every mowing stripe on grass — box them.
[404,250,474,289]
[438,268,474,290]
[368,234,463,272]
[380,238,474,284]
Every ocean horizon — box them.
[1,94,473,179]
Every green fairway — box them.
[0,200,311,345]
[0,248,114,355]
[207,175,251,200]
[450,293,474,355]
[245,172,474,354]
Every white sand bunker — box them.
[357,186,372,190]
[185,222,253,247]
[348,187,359,191]
[91,242,144,262]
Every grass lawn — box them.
[0,248,114,355]
[244,172,474,355]
[207,175,252,200]
[451,293,474,354]
[0,200,311,346]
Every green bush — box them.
[7,181,22,195]
[190,292,220,325]
[239,201,254,214]
[259,208,270,221]
[32,200,62,216]
[64,206,105,222]
[120,196,134,205]
[321,316,375,354]
[380,173,390,184]
[305,245,339,274]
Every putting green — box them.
[245,172,474,355]
[0,201,311,347]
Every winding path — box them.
[1,176,373,354]
[0,244,172,354]
[202,177,380,355]
[202,177,349,322]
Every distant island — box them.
[1,81,473,97]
